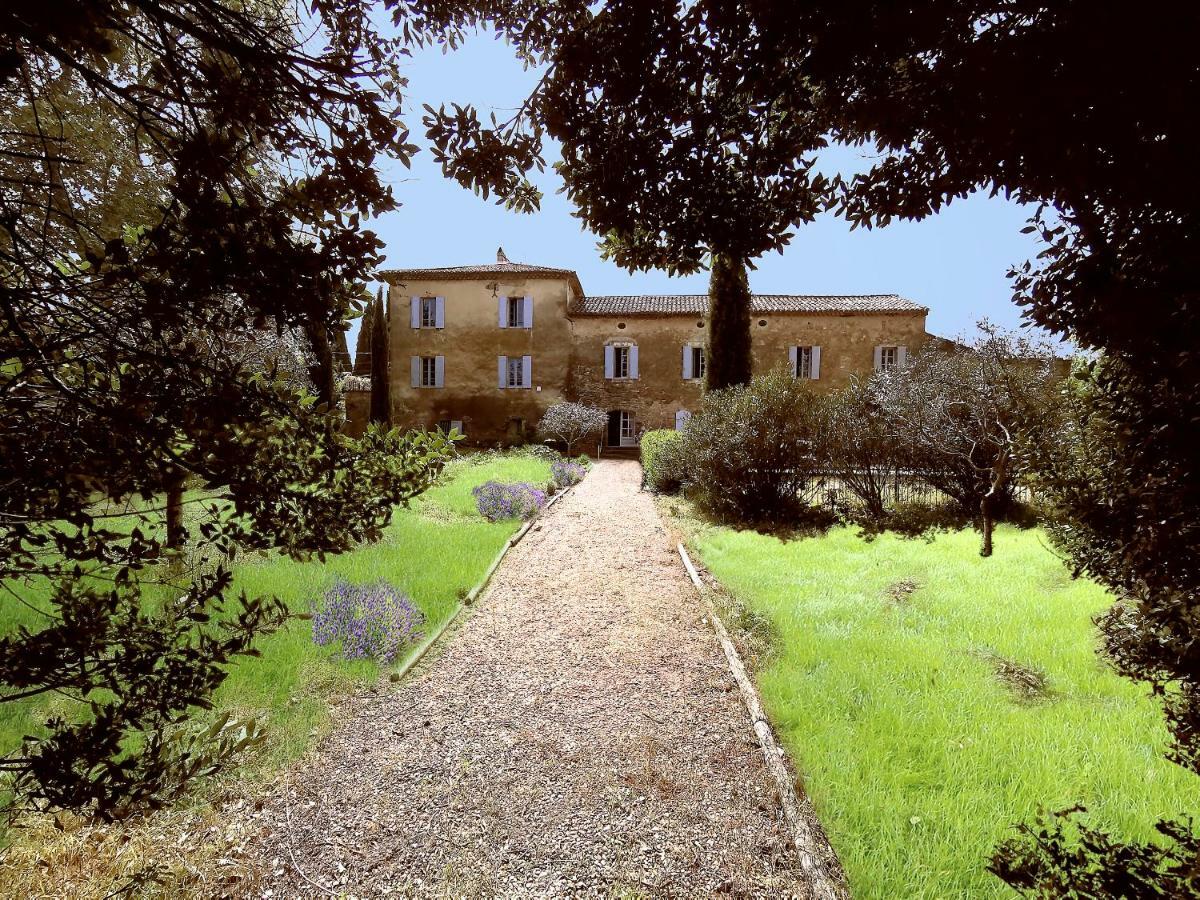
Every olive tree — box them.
[538,402,607,455]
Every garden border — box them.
[677,541,845,900]
[390,482,577,684]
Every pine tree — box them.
[705,253,753,391]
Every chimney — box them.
[496,246,510,264]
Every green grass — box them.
[687,522,1200,900]
[0,450,553,777]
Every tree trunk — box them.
[304,320,335,409]
[369,290,391,427]
[979,452,1009,558]
[705,251,753,391]
[165,475,186,550]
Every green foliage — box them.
[0,0,435,817]
[990,807,1200,898]
[705,253,753,390]
[679,369,825,525]
[639,429,684,495]
[690,523,1200,899]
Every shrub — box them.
[472,480,547,521]
[680,368,826,524]
[641,429,685,494]
[550,458,587,488]
[311,579,424,663]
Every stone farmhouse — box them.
[348,250,930,447]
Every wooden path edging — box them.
[390,482,576,684]
[677,542,845,900]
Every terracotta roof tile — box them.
[574,294,927,316]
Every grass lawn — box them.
[685,520,1200,899]
[0,450,553,777]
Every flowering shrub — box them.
[550,459,587,488]
[472,481,547,521]
[311,579,424,663]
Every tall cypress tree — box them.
[705,252,753,391]
[369,288,391,426]
[331,325,352,374]
[352,303,374,377]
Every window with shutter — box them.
[507,296,524,328]
[420,297,437,328]
[794,346,814,379]
[419,356,437,387]
[879,345,899,373]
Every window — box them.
[604,343,638,380]
[436,419,464,435]
[411,296,444,329]
[879,345,899,373]
[499,295,532,329]
[683,345,705,380]
[795,346,813,379]
[507,296,524,328]
[420,356,437,387]
[507,356,524,387]
[790,345,821,380]
[498,354,531,389]
[614,346,630,379]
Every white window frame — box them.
[879,345,899,373]
[420,356,437,387]
[619,410,637,446]
[690,345,705,381]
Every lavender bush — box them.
[550,459,587,488]
[472,481,547,521]
[311,578,424,663]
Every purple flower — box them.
[550,460,587,488]
[472,481,548,521]
[311,578,424,663]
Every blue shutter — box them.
[682,345,692,379]
[498,355,507,389]
[604,345,614,379]
[410,356,420,388]
[629,345,639,379]
[434,355,445,388]
[435,297,445,329]
[410,297,420,329]
[523,296,533,329]
[498,296,508,328]
[811,346,822,380]
[522,355,531,388]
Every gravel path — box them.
[241,459,811,898]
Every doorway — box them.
[607,409,637,447]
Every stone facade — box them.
[359,252,930,447]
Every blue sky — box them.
[358,31,1044,344]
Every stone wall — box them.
[569,310,929,436]
[385,275,575,444]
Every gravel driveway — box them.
[241,459,811,898]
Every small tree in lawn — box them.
[823,377,908,521]
[538,402,607,455]
[872,323,1060,556]
[369,288,391,427]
